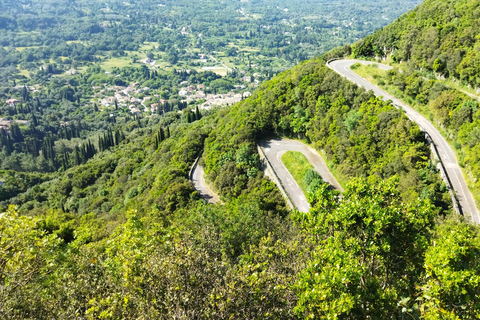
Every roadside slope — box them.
[328,59,480,223]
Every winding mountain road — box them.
[259,138,343,213]
[191,163,221,204]
[328,59,480,223]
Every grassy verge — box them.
[317,148,348,189]
[440,77,480,100]
[281,151,315,195]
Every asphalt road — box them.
[328,59,480,223]
[259,138,343,213]
[192,163,221,204]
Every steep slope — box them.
[329,59,479,222]
[4,0,480,315]
[0,55,460,318]
[204,58,450,213]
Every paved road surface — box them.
[459,89,480,102]
[259,138,343,213]
[192,163,220,204]
[328,59,480,223]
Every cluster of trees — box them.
[1,174,478,318]
[293,177,480,319]
[98,129,125,152]
[354,64,480,206]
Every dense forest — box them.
[352,0,480,87]
[1,0,480,318]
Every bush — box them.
[351,63,361,70]
[304,169,322,186]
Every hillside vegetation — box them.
[353,0,480,87]
[204,58,450,212]
[1,0,480,318]
[349,0,480,206]
[2,57,474,319]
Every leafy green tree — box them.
[419,217,480,319]
[293,176,435,319]
[0,206,60,318]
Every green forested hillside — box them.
[352,0,480,86]
[204,59,450,211]
[2,0,480,318]
[348,0,480,205]
[3,57,477,319]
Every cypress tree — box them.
[22,85,29,102]
[80,144,86,162]
[73,146,81,166]
[195,106,201,121]
[32,113,38,126]
[99,136,104,152]
[160,127,165,141]
[62,152,68,171]
[0,129,13,154]
[41,135,56,167]
[9,122,24,142]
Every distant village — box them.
[95,81,251,115]
[2,78,253,132]
[2,51,256,129]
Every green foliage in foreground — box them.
[1,176,479,319]
[293,176,480,319]
[281,151,323,195]
[294,176,435,318]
